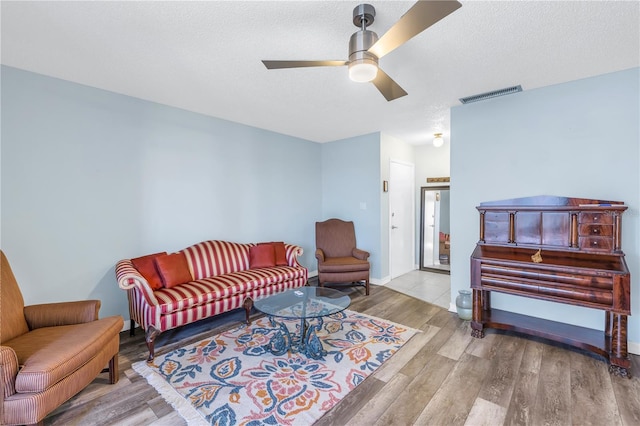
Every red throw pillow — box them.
[154,253,192,289]
[272,242,288,266]
[131,252,166,290]
[250,244,276,269]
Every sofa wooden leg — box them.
[109,353,119,384]
[365,279,370,296]
[243,297,254,324]
[130,319,136,337]
[145,326,160,363]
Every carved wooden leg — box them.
[243,297,254,325]
[365,278,370,296]
[145,326,161,363]
[609,314,631,378]
[471,289,485,338]
[109,353,119,384]
[483,290,491,311]
[605,311,612,338]
[130,319,136,337]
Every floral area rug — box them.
[133,310,417,425]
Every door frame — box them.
[419,185,451,274]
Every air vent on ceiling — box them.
[459,85,522,104]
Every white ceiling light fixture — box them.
[433,133,444,147]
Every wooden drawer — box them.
[578,212,613,225]
[481,264,614,290]
[484,212,510,243]
[579,236,614,251]
[578,224,613,237]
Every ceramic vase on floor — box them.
[455,289,472,320]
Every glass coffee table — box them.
[253,286,350,360]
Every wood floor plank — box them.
[399,324,456,378]
[343,373,413,426]
[465,331,498,359]
[375,354,457,425]
[464,397,507,426]
[373,324,440,383]
[477,334,526,408]
[426,307,458,330]
[611,369,640,425]
[316,376,388,426]
[414,353,492,425]
[437,320,474,361]
[531,344,572,426]
[503,340,544,426]
[570,352,622,425]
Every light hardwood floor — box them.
[45,283,640,425]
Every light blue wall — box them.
[321,133,382,279]
[451,67,640,345]
[1,66,322,321]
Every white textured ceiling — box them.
[2,1,638,145]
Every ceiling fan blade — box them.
[368,0,462,59]
[262,60,347,69]
[372,69,408,101]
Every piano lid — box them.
[479,195,624,207]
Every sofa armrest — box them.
[284,244,305,268]
[315,248,325,263]
[24,300,100,330]
[115,259,160,306]
[0,346,19,399]
[352,248,370,261]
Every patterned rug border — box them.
[133,360,209,425]
[132,309,420,425]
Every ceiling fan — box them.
[262,1,462,101]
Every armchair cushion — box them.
[24,300,100,330]
[6,316,123,393]
[318,256,370,272]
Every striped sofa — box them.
[116,240,308,361]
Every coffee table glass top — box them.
[253,286,350,320]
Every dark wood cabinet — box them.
[470,195,631,377]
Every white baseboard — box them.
[372,276,390,285]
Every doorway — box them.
[420,186,450,274]
[389,160,415,279]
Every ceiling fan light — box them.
[349,59,378,83]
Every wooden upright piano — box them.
[470,195,631,376]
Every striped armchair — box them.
[1,251,123,426]
[116,240,308,361]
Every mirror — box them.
[419,186,450,273]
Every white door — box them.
[389,160,415,279]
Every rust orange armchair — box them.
[0,251,123,425]
[315,218,370,295]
